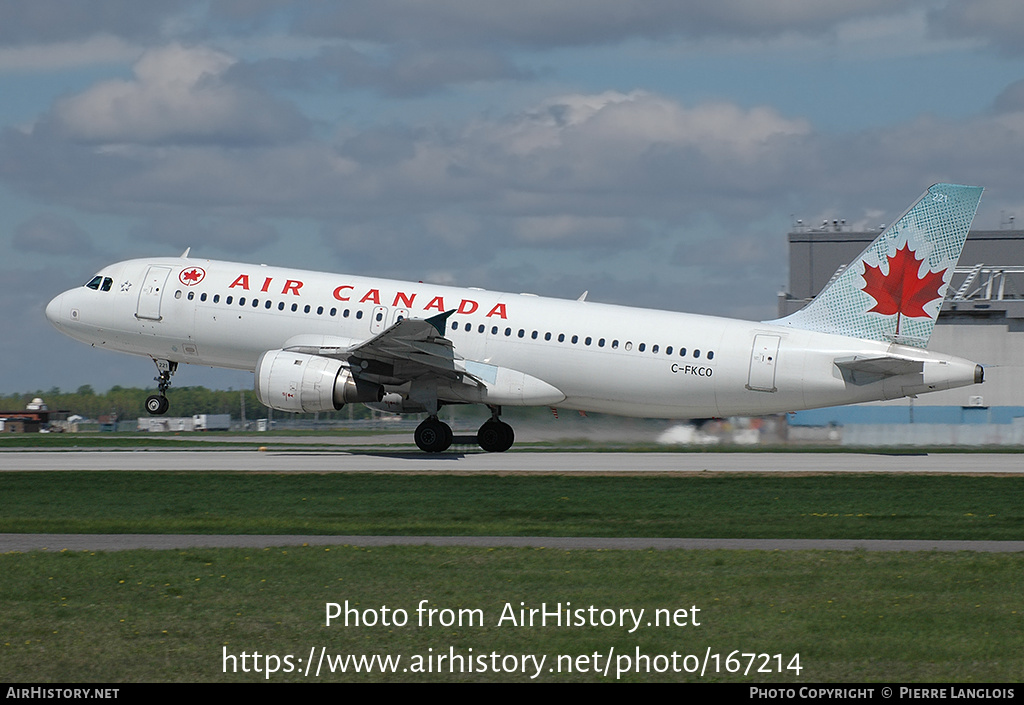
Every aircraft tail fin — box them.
[769,183,983,348]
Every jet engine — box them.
[255,349,383,413]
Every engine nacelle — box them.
[255,349,383,413]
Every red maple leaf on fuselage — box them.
[182,269,202,283]
[861,243,946,319]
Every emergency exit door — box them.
[747,334,780,392]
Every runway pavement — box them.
[3,533,1024,553]
[1,449,1023,473]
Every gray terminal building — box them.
[777,225,1024,443]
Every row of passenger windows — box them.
[448,320,714,359]
[174,289,365,319]
[173,289,715,360]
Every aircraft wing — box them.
[282,310,480,386]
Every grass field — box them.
[2,546,1022,682]
[1,468,1022,682]
[1,471,1022,540]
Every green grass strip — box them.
[1,472,1021,540]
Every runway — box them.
[3,533,1024,553]
[1,449,1023,473]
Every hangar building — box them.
[777,225,1024,444]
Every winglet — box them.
[180,247,191,258]
[425,309,456,336]
[769,183,983,348]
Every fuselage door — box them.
[747,334,780,392]
[370,305,388,334]
[136,266,172,321]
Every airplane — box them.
[46,183,985,452]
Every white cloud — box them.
[49,44,308,145]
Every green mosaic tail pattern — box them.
[770,183,983,348]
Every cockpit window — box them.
[85,275,114,291]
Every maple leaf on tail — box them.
[861,243,947,336]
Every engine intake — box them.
[255,349,383,413]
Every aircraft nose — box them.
[45,293,64,328]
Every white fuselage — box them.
[46,257,982,418]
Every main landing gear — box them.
[413,406,515,453]
[477,411,514,453]
[414,416,454,453]
[145,360,177,416]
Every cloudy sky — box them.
[4,0,1024,395]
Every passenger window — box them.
[571,335,578,344]
[201,293,208,302]
[266,300,273,309]
[226,296,233,305]
[707,351,714,360]
[558,333,565,342]
[213,294,220,303]
[317,306,324,315]
[665,346,672,355]
[187,291,194,300]
[694,349,700,358]
[639,343,646,352]
[356,310,363,319]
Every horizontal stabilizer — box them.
[834,354,923,379]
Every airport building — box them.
[778,225,1024,444]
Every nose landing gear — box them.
[145,359,177,416]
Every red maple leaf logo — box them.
[179,267,205,286]
[861,243,946,322]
